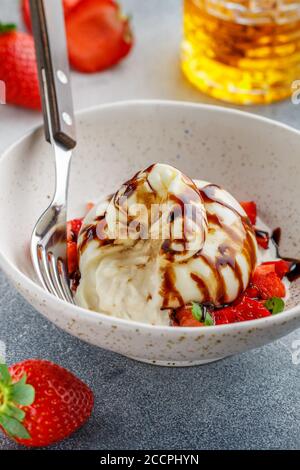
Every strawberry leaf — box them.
[0,22,16,34]
[0,364,11,385]
[0,414,30,439]
[4,403,26,422]
[264,297,285,315]
[191,302,202,322]
[0,365,33,441]
[11,375,35,406]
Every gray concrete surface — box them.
[0,0,299,450]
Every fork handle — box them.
[30,0,76,150]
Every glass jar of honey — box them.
[182,0,300,104]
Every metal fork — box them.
[30,0,76,302]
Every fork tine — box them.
[35,245,75,304]
[57,258,75,304]
[37,245,57,296]
[48,252,67,301]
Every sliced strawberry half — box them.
[240,201,257,225]
[66,0,133,73]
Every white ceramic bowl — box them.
[0,101,300,366]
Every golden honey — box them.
[182,0,300,104]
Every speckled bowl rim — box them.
[1,99,300,336]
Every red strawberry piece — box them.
[66,0,133,73]
[261,260,290,279]
[255,229,269,249]
[240,201,257,225]
[174,306,204,327]
[243,285,260,299]
[67,218,83,241]
[253,263,275,277]
[67,240,79,274]
[22,0,82,32]
[213,306,236,325]
[0,360,94,447]
[0,27,41,109]
[214,297,271,325]
[67,218,83,274]
[86,202,95,214]
[233,297,271,322]
[252,265,286,300]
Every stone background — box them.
[0,0,299,450]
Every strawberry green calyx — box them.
[0,22,16,34]
[0,364,35,440]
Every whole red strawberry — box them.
[0,360,94,447]
[0,24,41,109]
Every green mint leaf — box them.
[264,297,285,315]
[11,377,35,406]
[0,364,11,385]
[204,311,214,326]
[191,302,203,322]
[0,22,16,34]
[0,414,30,439]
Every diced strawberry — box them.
[214,297,271,325]
[213,306,236,325]
[174,306,204,327]
[67,241,79,274]
[261,260,290,279]
[67,218,83,241]
[243,285,260,299]
[255,229,269,249]
[233,297,271,322]
[67,218,83,274]
[252,268,286,300]
[86,202,95,214]
[253,264,275,277]
[240,201,257,225]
